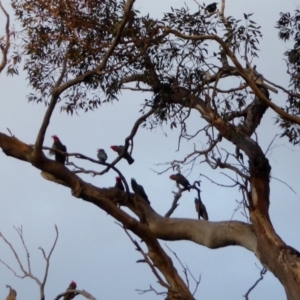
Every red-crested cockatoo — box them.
[110,145,134,165]
[49,135,67,164]
[115,177,125,191]
[63,281,77,300]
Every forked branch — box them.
[0,225,59,300]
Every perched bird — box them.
[169,173,191,191]
[131,178,150,204]
[110,145,134,165]
[195,198,209,220]
[64,281,77,300]
[115,176,125,191]
[97,149,108,163]
[206,2,218,13]
[49,135,67,164]
[5,286,17,300]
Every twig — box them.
[120,224,169,289]
[136,285,167,296]
[264,134,279,155]
[40,225,59,295]
[164,189,183,218]
[244,267,267,299]
[165,244,190,288]
[271,176,297,194]
[15,226,32,274]
[165,244,201,294]
[200,173,237,188]
[0,230,42,286]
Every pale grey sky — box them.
[0,0,300,299]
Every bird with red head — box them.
[63,281,77,300]
[110,145,134,165]
[49,135,67,165]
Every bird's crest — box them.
[51,135,59,142]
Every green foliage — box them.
[275,10,300,144]
[3,0,280,140]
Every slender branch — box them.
[165,244,190,287]
[200,173,238,188]
[0,230,42,286]
[164,189,184,218]
[0,259,25,278]
[271,176,297,194]
[41,225,59,291]
[96,108,154,174]
[0,1,10,73]
[14,226,31,273]
[0,225,59,300]
[122,225,169,289]
[244,267,267,299]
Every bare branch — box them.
[0,259,25,278]
[200,173,238,188]
[13,226,31,273]
[164,189,184,218]
[244,267,267,299]
[41,225,59,294]
[122,225,169,289]
[0,225,59,300]
[0,1,10,73]
[0,230,42,286]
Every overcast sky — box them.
[1,0,300,299]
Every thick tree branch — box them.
[0,133,195,299]
[0,133,257,253]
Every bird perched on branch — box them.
[115,177,125,191]
[195,198,209,220]
[131,178,150,204]
[97,149,107,163]
[169,173,191,191]
[49,135,67,164]
[206,2,218,13]
[64,281,77,300]
[5,285,17,300]
[110,145,134,165]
